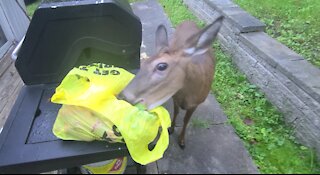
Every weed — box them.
[191,117,210,129]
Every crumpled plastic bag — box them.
[52,105,124,143]
[51,63,171,165]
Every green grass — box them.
[26,0,41,18]
[213,43,319,173]
[233,0,320,68]
[159,0,320,173]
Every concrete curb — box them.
[183,0,320,158]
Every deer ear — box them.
[155,24,169,53]
[184,16,224,56]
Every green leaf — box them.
[300,146,308,150]
[135,103,147,111]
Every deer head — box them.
[118,16,223,110]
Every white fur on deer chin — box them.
[147,93,175,111]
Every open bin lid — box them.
[16,0,142,85]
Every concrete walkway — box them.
[131,0,259,174]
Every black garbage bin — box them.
[0,0,142,173]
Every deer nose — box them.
[117,92,127,101]
[117,91,144,106]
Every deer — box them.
[118,16,224,149]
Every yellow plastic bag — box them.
[51,64,171,165]
[81,157,127,174]
[52,105,124,143]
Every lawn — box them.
[233,0,320,68]
[26,0,41,18]
[158,0,320,173]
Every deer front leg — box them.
[168,101,179,135]
[179,106,197,149]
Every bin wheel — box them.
[57,167,81,174]
[136,164,146,174]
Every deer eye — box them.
[156,63,168,71]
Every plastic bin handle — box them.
[11,36,25,60]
